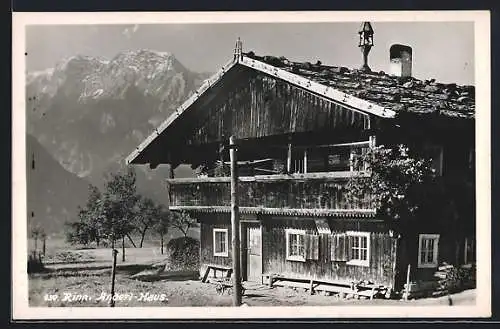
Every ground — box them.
[28,236,477,307]
[29,270,476,307]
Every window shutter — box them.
[306,234,319,260]
[331,233,347,262]
[347,235,353,261]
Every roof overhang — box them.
[168,206,377,218]
[126,55,395,165]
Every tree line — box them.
[65,168,196,259]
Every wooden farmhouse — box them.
[127,24,475,297]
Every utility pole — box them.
[229,135,242,306]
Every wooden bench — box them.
[201,264,233,283]
[261,274,386,300]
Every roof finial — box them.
[358,22,374,72]
[234,37,243,61]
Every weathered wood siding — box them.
[170,176,371,210]
[184,69,370,146]
[199,214,232,278]
[396,231,474,288]
[261,218,397,288]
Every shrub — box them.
[166,237,200,271]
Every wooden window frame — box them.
[418,234,440,268]
[285,229,306,262]
[346,231,370,267]
[213,228,229,257]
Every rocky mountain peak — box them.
[26,49,203,203]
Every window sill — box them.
[214,253,229,257]
[347,260,369,267]
[286,256,306,262]
[418,263,438,269]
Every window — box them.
[286,229,306,262]
[418,234,439,268]
[213,228,228,257]
[346,231,370,267]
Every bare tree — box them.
[153,205,170,254]
[169,211,197,237]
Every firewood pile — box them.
[433,263,476,294]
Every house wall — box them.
[396,230,475,289]
[198,213,398,289]
[261,217,397,288]
[199,214,232,278]
[183,68,370,147]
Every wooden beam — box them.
[126,58,238,165]
[229,136,242,306]
[238,55,395,118]
[287,137,292,174]
[166,170,370,184]
[269,140,371,150]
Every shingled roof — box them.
[244,52,475,119]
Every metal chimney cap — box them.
[390,44,412,59]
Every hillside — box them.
[26,134,90,233]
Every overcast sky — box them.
[26,22,475,85]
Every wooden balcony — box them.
[167,171,375,217]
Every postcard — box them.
[12,10,491,320]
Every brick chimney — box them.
[390,44,412,78]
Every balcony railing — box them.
[167,171,373,212]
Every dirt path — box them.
[29,270,476,307]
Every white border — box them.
[285,228,306,262]
[213,228,229,257]
[417,234,440,269]
[346,231,370,267]
[12,10,491,319]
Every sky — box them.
[26,22,475,85]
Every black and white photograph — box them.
[12,11,491,319]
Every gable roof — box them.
[246,52,475,119]
[126,53,475,165]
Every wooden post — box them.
[110,249,118,307]
[240,222,245,282]
[169,164,175,179]
[349,149,355,172]
[287,136,292,174]
[229,136,242,306]
[405,263,411,301]
[303,149,308,173]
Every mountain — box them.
[26,134,91,234]
[26,50,204,211]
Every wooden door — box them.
[247,226,262,282]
